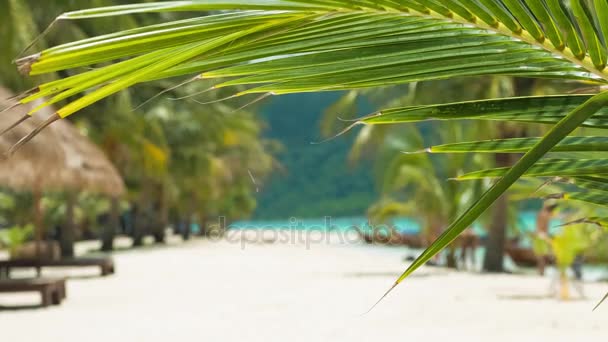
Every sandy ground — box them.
[1,231,607,342]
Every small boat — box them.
[505,246,537,267]
[505,240,608,267]
[355,226,424,248]
[506,245,553,267]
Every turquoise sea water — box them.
[230,211,561,236]
[229,213,607,280]
[229,212,568,250]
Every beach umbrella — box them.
[0,87,125,260]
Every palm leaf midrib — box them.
[294,4,608,82]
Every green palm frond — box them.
[6,0,608,307]
[457,158,608,179]
[565,190,608,208]
[424,136,608,153]
[559,216,608,228]
[358,95,608,127]
[11,1,608,118]
[572,176,608,193]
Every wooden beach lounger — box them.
[0,257,115,278]
[0,278,66,307]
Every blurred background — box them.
[0,1,607,341]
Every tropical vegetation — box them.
[4,0,608,305]
[1,0,277,251]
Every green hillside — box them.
[254,93,376,219]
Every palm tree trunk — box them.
[182,196,195,241]
[483,152,511,272]
[101,197,119,251]
[132,184,150,246]
[424,220,443,264]
[182,214,192,241]
[446,245,458,269]
[33,187,43,276]
[198,213,208,237]
[483,78,534,272]
[132,202,144,247]
[153,184,168,244]
[59,192,76,258]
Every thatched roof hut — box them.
[51,119,125,197]
[1,87,125,258]
[0,87,124,196]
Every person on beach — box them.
[534,202,557,276]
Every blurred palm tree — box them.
[361,119,491,267]
[323,78,517,267]
[1,0,278,249]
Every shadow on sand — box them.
[0,303,56,311]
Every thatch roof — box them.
[0,87,125,197]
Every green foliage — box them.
[552,225,589,270]
[350,96,493,231]
[1,1,278,226]
[0,224,34,254]
[7,0,608,305]
[255,92,376,219]
[0,192,16,226]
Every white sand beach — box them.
[1,232,607,342]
